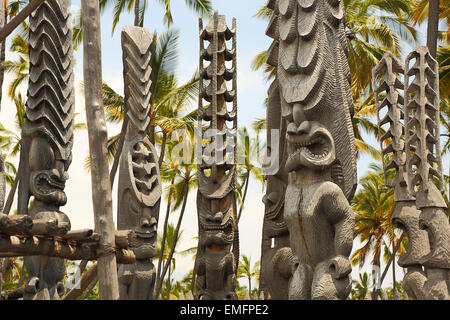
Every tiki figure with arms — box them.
[273,0,357,299]
[195,12,238,300]
[19,0,74,300]
[117,26,162,300]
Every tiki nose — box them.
[287,122,298,135]
[287,121,311,135]
[297,121,311,134]
[141,215,157,229]
[54,161,69,181]
[206,211,224,223]
[141,218,151,228]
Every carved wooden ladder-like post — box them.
[195,11,238,300]
[404,47,450,300]
[373,52,428,300]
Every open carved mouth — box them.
[135,229,157,240]
[202,216,233,233]
[33,172,65,196]
[35,172,66,194]
[201,215,234,246]
[285,123,335,172]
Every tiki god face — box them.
[123,189,159,259]
[285,117,336,173]
[197,193,234,252]
[119,139,161,259]
[263,175,288,238]
[29,137,69,206]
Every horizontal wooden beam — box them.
[0,214,32,235]
[60,229,94,241]
[0,236,136,264]
[1,287,24,300]
[0,0,46,41]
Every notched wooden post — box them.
[81,0,119,300]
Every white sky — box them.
[0,0,448,293]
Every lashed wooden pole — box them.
[0,0,46,41]
[81,0,119,300]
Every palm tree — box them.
[155,224,194,299]
[237,255,260,300]
[351,164,401,292]
[411,0,449,50]
[427,0,441,57]
[350,272,371,300]
[4,25,28,100]
[109,0,213,33]
[153,132,197,299]
[236,127,264,222]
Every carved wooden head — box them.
[29,137,70,207]
[118,138,161,259]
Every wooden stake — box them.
[0,0,46,41]
[81,0,119,300]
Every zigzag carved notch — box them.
[404,46,444,195]
[122,26,154,134]
[25,0,74,161]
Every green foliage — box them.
[351,164,403,271]
[350,272,371,300]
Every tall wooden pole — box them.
[81,0,119,300]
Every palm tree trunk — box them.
[167,262,171,300]
[3,165,21,215]
[372,251,381,299]
[237,171,250,222]
[149,124,155,145]
[371,232,405,300]
[0,1,6,111]
[109,116,128,188]
[154,179,190,299]
[134,0,140,27]
[427,0,440,58]
[158,131,167,168]
[156,178,174,286]
[248,276,252,300]
[392,241,397,300]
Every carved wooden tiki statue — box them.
[374,52,429,300]
[195,12,238,300]
[19,0,74,300]
[117,26,162,300]
[271,0,357,299]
